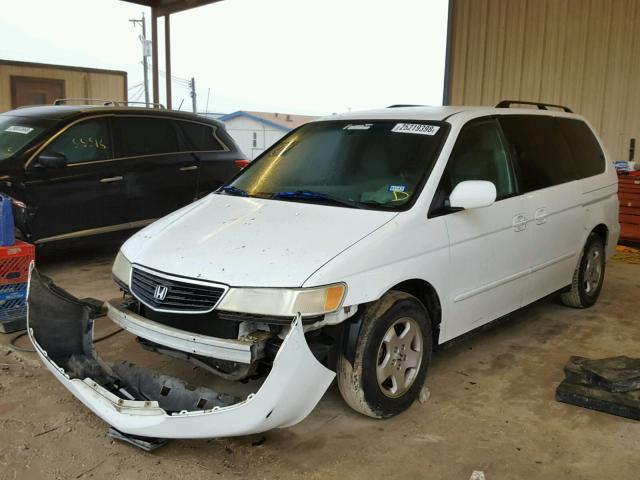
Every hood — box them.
[122,194,397,287]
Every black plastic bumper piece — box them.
[556,356,640,421]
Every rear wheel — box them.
[337,291,432,418]
[561,233,606,308]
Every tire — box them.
[337,290,432,418]
[561,233,606,308]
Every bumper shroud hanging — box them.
[27,269,335,439]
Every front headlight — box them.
[217,283,346,317]
[112,251,132,287]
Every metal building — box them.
[445,0,640,161]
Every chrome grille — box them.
[130,267,225,313]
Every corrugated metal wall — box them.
[0,61,127,113]
[448,0,640,161]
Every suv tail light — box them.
[234,159,249,169]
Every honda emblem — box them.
[154,285,168,301]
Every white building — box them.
[219,111,318,160]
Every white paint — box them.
[34,105,620,438]
[29,316,336,439]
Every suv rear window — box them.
[114,117,180,158]
[178,121,225,152]
[499,115,576,192]
[557,118,605,178]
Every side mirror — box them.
[36,152,67,169]
[449,180,497,210]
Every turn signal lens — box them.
[324,285,346,312]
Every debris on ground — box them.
[556,356,640,420]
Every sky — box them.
[0,0,449,116]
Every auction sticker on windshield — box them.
[391,123,440,135]
[5,126,34,134]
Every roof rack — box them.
[387,104,426,108]
[53,98,166,109]
[495,100,573,113]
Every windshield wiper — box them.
[221,185,249,197]
[272,190,363,209]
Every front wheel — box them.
[561,233,606,308]
[336,291,432,418]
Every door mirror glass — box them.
[36,152,68,168]
[449,180,496,209]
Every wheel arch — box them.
[591,223,609,246]
[389,279,442,346]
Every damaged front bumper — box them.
[27,270,335,439]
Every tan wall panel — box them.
[449,0,640,161]
[0,63,126,112]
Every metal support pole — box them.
[129,13,150,106]
[141,13,150,106]
[151,9,159,106]
[164,14,172,109]
[190,77,197,113]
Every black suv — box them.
[0,104,246,244]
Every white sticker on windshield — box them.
[343,123,372,130]
[391,123,440,136]
[5,126,34,135]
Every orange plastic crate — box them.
[0,240,35,285]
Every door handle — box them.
[512,214,528,232]
[100,176,123,183]
[534,208,548,225]
[179,165,198,172]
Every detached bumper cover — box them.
[27,270,335,439]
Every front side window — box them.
[43,118,111,164]
[225,120,447,210]
[499,115,576,192]
[114,117,179,158]
[438,118,517,204]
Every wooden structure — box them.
[0,59,127,112]
[618,173,640,243]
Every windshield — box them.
[0,115,53,161]
[223,120,447,209]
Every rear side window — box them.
[114,117,179,157]
[557,118,605,178]
[499,115,576,192]
[177,121,225,151]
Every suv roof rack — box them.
[495,100,573,113]
[53,98,166,109]
[387,104,426,108]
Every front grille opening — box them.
[131,267,225,313]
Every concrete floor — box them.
[1,241,639,480]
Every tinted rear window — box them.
[114,117,180,157]
[557,118,605,178]
[499,115,576,192]
[178,121,225,151]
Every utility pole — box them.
[190,77,197,113]
[129,13,150,106]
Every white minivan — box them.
[29,102,620,440]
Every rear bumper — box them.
[28,270,335,439]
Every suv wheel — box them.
[337,291,432,418]
[561,233,606,308]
